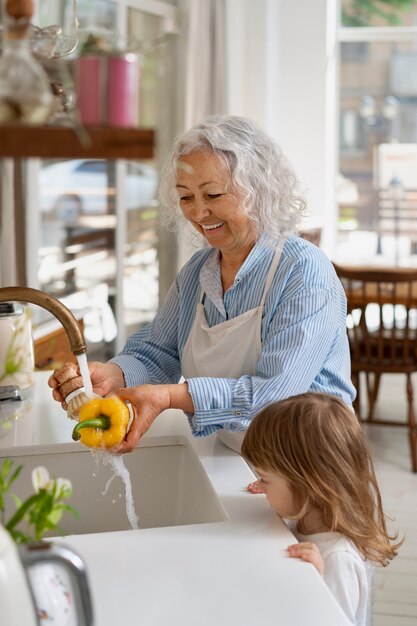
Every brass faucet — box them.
[0,286,86,355]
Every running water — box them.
[76,354,139,529]
[76,353,93,396]
[91,449,139,530]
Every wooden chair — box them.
[333,263,417,472]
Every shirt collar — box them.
[200,235,278,312]
[200,249,224,315]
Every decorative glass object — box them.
[0,0,53,124]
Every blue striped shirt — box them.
[111,235,356,436]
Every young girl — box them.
[241,392,402,626]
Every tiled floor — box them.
[359,374,417,625]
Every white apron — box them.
[181,239,284,452]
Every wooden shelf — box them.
[0,125,155,160]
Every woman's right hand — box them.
[48,361,126,409]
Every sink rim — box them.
[0,433,190,458]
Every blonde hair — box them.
[241,392,402,566]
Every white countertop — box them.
[0,373,350,626]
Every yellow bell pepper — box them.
[71,396,130,449]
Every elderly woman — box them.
[49,115,355,457]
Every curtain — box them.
[184,0,227,128]
[0,159,27,287]
[177,0,227,269]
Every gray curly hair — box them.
[158,115,306,240]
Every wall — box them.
[225,0,339,254]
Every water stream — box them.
[91,449,139,530]
[76,354,139,529]
[76,353,93,396]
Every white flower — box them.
[32,466,51,493]
[55,477,73,498]
[31,466,72,498]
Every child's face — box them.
[254,467,299,518]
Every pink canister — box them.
[107,53,139,127]
[76,53,139,127]
[76,55,107,126]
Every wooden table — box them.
[333,263,417,308]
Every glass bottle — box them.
[0,0,53,124]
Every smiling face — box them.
[176,150,257,260]
[254,467,300,519]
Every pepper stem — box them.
[72,415,111,441]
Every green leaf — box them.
[0,458,13,480]
[1,459,80,543]
[61,503,80,519]
[5,493,41,532]
[10,494,23,510]
[8,464,23,489]
[47,509,63,526]
[9,528,32,544]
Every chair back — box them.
[333,264,417,372]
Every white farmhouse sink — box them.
[2,436,227,535]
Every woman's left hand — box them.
[287,542,324,575]
[114,385,171,453]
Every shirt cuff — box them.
[109,355,149,387]
[186,377,250,432]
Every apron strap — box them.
[259,237,285,307]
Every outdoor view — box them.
[338,0,417,262]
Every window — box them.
[30,0,179,361]
[337,2,417,261]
